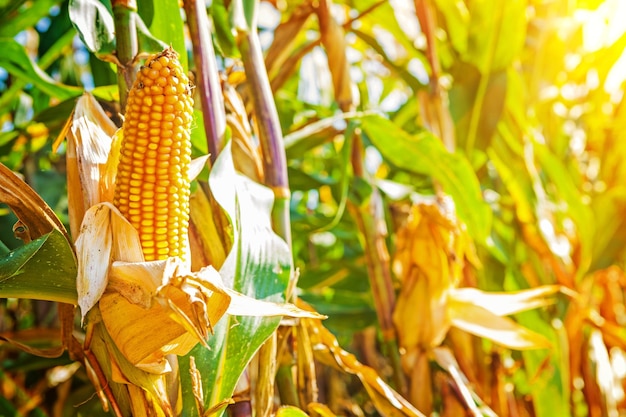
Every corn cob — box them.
[113,48,194,261]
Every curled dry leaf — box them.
[445,285,563,350]
[0,162,76,356]
[448,285,562,317]
[316,0,353,111]
[447,299,552,350]
[0,162,70,243]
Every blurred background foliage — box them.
[1,0,626,416]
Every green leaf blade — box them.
[68,0,116,56]
[0,229,77,305]
[181,141,291,415]
[360,114,492,243]
[0,39,81,101]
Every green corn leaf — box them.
[276,406,310,417]
[180,141,291,415]
[0,39,81,101]
[0,229,77,305]
[0,0,61,38]
[68,0,116,57]
[360,113,492,244]
[143,0,186,69]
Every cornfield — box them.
[1,0,625,416]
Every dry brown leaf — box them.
[0,162,76,355]
[299,301,426,417]
[0,162,70,243]
[265,2,314,78]
[315,0,353,110]
[0,328,65,358]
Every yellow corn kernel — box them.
[113,47,193,261]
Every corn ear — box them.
[113,47,194,261]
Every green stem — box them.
[276,362,300,407]
[184,0,226,164]
[112,0,139,110]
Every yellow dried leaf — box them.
[449,285,561,317]
[448,297,551,350]
[93,324,174,415]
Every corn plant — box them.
[2,0,626,417]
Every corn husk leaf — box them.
[62,93,117,237]
[100,250,321,374]
[76,202,144,321]
[93,321,174,415]
[392,199,468,350]
[101,257,230,373]
[393,200,554,351]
